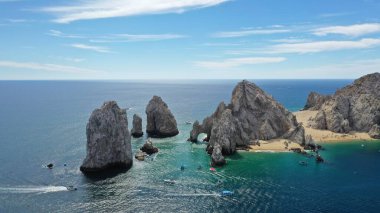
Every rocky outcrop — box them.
[140,138,159,155]
[146,96,179,138]
[80,101,133,173]
[369,124,380,139]
[303,92,331,110]
[131,114,143,138]
[135,150,146,161]
[309,73,380,137]
[207,109,243,155]
[211,144,226,166]
[189,121,202,142]
[190,80,306,163]
[282,124,305,145]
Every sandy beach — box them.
[248,110,374,152]
[294,110,373,142]
[249,139,304,152]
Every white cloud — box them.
[271,38,310,43]
[90,33,186,43]
[318,12,354,18]
[212,29,290,38]
[266,38,380,54]
[6,19,30,23]
[47,30,186,42]
[287,59,380,79]
[194,57,286,68]
[41,0,229,23]
[48,30,85,38]
[201,42,243,46]
[70,43,111,53]
[313,23,380,36]
[49,56,85,63]
[0,61,101,74]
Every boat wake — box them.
[165,193,221,197]
[0,186,69,194]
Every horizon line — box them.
[0,78,356,81]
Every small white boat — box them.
[185,121,192,125]
[164,179,176,184]
[66,186,77,191]
[221,190,233,196]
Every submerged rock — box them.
[190,80,306,164]
[146,96,179,138]
[131,114,143,138]
[140,138,159,155]
[316,154,324,163]
[80,101,133,173]
[369,124,380,139]
[309,73,380,136]
[211,144,226,166]
[303,92,331,110]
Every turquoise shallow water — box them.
[0,80,379,212]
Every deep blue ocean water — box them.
[0,80,379,212]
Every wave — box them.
[165,193,221,197]
[0,186,69,194]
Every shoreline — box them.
[247,110,377,153]
[248,139,304,153]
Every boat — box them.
[210,167,216,172]
[185,121,192,125]
[164,179,176,184]
[221,190,234,196]
[66,186,77,191]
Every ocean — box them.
[0,80,379,212]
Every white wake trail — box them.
[0,186,68,194]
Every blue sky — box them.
[1,0,380,79]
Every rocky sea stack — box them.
[131,114,143,138]
[309,73,380,137]
[146,96,179,138]
[80,101,133,174]
[303,92,331,110]
[140,138,159,155]
[190,80,306,165]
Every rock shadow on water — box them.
[81,162,133,181]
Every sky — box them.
[1,0,380,80]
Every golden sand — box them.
[249,139,303,152]
[247,110,374,152]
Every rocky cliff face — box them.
[303,92,331,110]
[211,144,226,166]
[131,114,143,138]
[369,124,380,139]
[146,96,179,138]
[310,73,380,137]
[80,101,133,173]
[190,80,306,165]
